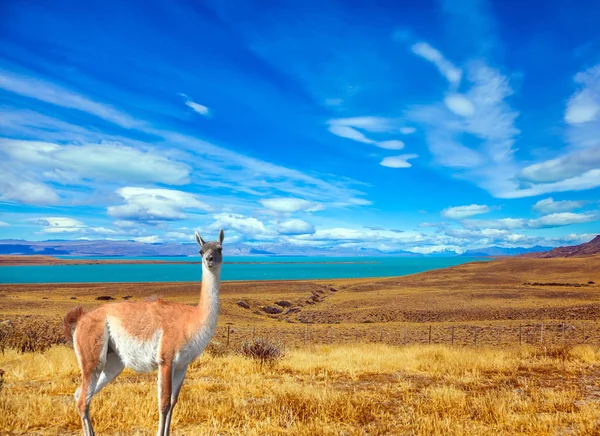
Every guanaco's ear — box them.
[218,229,224,245]
[195,231,205,247]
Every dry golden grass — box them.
[2,256,600,434]
[2,343,600,435]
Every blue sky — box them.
[0,0,599,253]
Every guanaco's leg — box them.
[157,362,173,436]
[93,352,125,395]
[163,365,188,436]
[73,315,108,436]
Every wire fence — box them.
[215,321,600,349]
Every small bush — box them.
[274,300,292,308]
[0,318,66,354]
[262,306,283,314]
[238,338,284,366]
[96,295,115,301]
[205,340,231,357]
[237,300,251,309]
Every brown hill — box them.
[520,235,600,258]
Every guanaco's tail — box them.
[63,306,85,344]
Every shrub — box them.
[205,340,231,357]
[238,337,284,366]
[237,300,251,309]
[0,318,66,354]
[262,306,283,314]
[274,300,292,308]
[96,295,115,301]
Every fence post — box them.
[252,327,256,339]
[562,322,565,344]
[355,328,358,342]
[329,327,333,344]
[451,326,455,346]
[227,325,231,348]
[540,323,544,345]
[304,325,308,346]
[519,324,522,345]
[428,325,432,344]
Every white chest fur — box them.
[175,267,220,367]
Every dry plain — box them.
[1,255,600,434]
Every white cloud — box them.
[408,61,520,196]
[532,197,585,214]
[566,91,599,124]
[0,221,9,227]
[329,117,393,132]
[504,169,600,199]
[0,139,190,186]
[108,187,211,221]
[0,172,59,205]
[134,235,162,243]
[441,204,491,220]
[444,93,475,117]
[277,219,315,235]
[259,198,324,213]
[399,127,416,134]
[528,212,597,228]
[210,213,269,237]
[376,140,405,150]
[411,42,462,85]
[35,217,86,233]
[506,64,600,198]
[461,218,526,230]
[462,212,597,230]
[565,65,600,124]
[185,101,210,116]
[328,124,375,144]
[520,147,600,184]
[0,69,139,128]
[0,70,371,210]
[380,154,418,168]
[328,118,408,150]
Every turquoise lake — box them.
[0,256,489,284]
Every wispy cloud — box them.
[0,70,371,210]
[259,198,324,213]
[180,93,211,116]
[0,139,191,185]
[565,65,600,124]
[411,42,462,86]
[532,197,586,214]
[327,117,406,150]
[462,212,598,230]
[277,219,315,235]
[380,154,418,168]
[441,204,491,219]
[0,69,140,128]
[107,187,211,222]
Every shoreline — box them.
[0,255,376,267]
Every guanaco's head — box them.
[195,229,224,270]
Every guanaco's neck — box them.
[197,264,221,327]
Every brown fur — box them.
[63,306,85,344]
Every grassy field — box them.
[1,255,600,434]
[2,343,600,435]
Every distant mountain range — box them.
[519,235,600,258]
[460,246,553,257]
[0,238,573,258]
